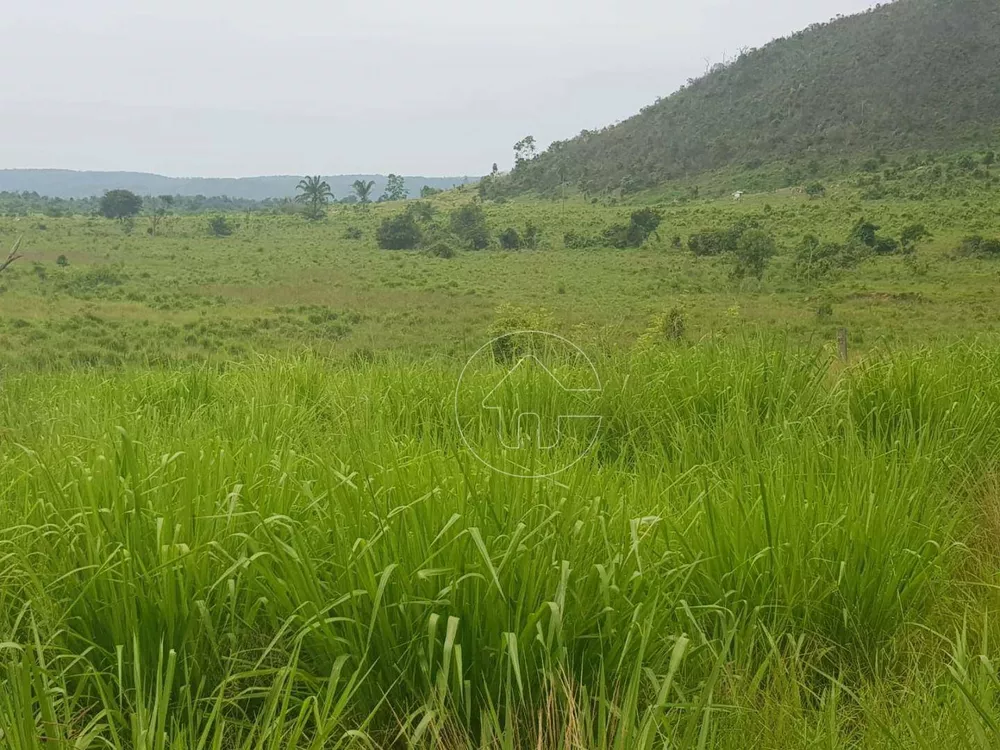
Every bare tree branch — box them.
[0,236,23,274]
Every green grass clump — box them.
[3,341,1000,747]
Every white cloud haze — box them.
[1,0,884,177]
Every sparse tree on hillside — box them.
[450,203,491,250]
[295,175,334,220]
[732,229,777,280]
[379,174,407,203]
[353,179,376,207]
[514,136,537,167]
[99,189,143,222]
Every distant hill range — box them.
[512,0,1000,195]
[0,170,474,200]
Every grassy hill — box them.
[512,0,1000,195]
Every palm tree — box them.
[295,175,333,220]
[352,179,376,207]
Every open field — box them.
[2,181,1000,368]
[3,182,1000,747]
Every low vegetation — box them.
[3,137,1000,746]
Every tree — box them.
[145,195,172,236]
[732,229,777,280]
[99,189,142,221]
[207,215,234,237]
[499,227,521,250]
[379,174,407,203]
[352,180,376,206]
[420,186,443,198]
[295,175,334,220]
[806,182,826,198]
[513,136,537,167]
[376,212,422,250]
[450,203,491,249]
[0,236,23,275]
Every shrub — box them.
[900,223,931,251]
[600,208,663,249]
[601,223,631,249]
[849,219,880,247]
[522,222,541,250]
[405,201,436,223]
[628,208,662,242]
[873,236,901,255]
[428,242,455,259]
[207,215,234,237]
[664,307,686,340]
[450,204,491,250]
[56,255,69,267]
[343,226,364,240]
[688,218,758,257]
[498,228,522,250]
[376,212,422,250]
[806,182,826,198]
[689,230,729,256]
[958,236,1000,257]
[564,231,597,250]
[794,234,869,280]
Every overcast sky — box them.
[1,0,884,178]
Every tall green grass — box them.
[3,341,1000,747]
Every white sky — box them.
[0,0,884,177]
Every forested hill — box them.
[0,170,474,200]
[512,0,1000,195]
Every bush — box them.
[522,222,541,250]
[376,212,422,250]
[849,219,880,247]
[794,234,869,280]
[689,230,728,256]
[957,236,1000,257]
[873,236,901,255]
[405,201,436,223]
[806,182,826,198]
[688,218,758,257]
[207,215,234,237]
[900,223,931,251]
[428,242,455,259]
[601,223,631,249]
[564,231,597,250]
[56,255,69,267]
[498,228,521,250]
[450,204,491,250]
[628,208,662,241]
[343,226,364,240]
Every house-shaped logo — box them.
[455,331,603,478]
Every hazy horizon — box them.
[3,0,883,179]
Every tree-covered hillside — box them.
[512,0,1000,195]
